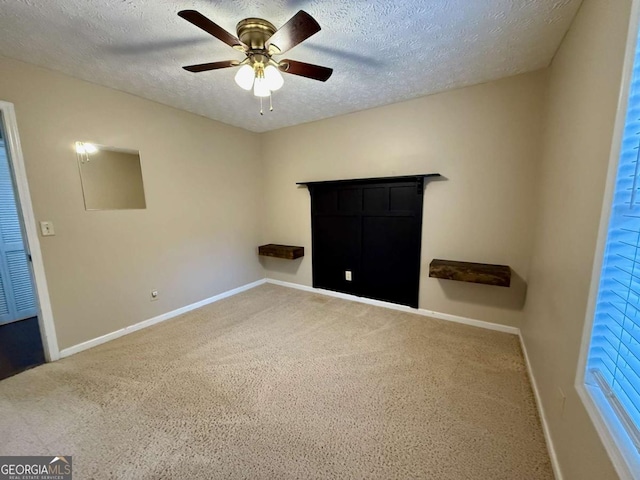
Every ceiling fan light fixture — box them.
[253,76,271,97]
[178,9,332,114]
[264,65,284,91]
[234,64,255,90]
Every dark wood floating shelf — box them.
[429,259,511,287]
[258,244,304,260]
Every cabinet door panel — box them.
[310,179,424,308]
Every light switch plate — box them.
[39,221,55,236]
[345,270,352,281]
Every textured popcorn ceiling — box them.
[0,0,582,132]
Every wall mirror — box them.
[76,142,146,210]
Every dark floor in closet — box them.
[0,317,44,380]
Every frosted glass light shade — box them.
[253,77,271,97]
[234,65,255,91]
[264,65,284,91]
[75,142,98,154]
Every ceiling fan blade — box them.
[266,11,320,54]
[178,10,244,49]
[279,59,333,81]
[183,60,240,73]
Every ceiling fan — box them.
[178,9,333,113]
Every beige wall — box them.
[522,0,633,479]
[0,56,264,350]
[260,71,547,328]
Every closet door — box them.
[0,140,37,324]
[309,177,425,308]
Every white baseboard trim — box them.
[59,279,267,358]
[265,278,520,335]
[518,334,563,480]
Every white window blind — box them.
[587,28,640,452]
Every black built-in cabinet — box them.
[300,174,439,308]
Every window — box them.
[585,22,640,470]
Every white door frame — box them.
[0,101,59,361]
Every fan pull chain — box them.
[258,94,274,115]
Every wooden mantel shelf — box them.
[258,244,304,260]
[429,259,511,287]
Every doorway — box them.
[0,123,42,378]
[0,101,58,378]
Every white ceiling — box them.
[0,0,582,133]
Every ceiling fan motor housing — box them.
[236,18,279,53]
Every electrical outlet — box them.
[151,290,159,301]
[345,270,352,281]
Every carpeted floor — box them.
[0,284,553,479]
